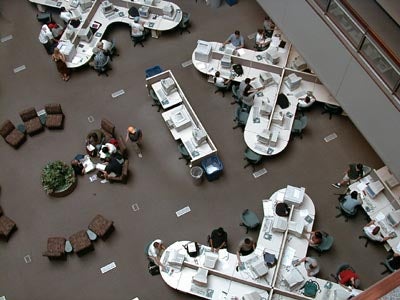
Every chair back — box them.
[244,148,262,164]
[315,234,334,252]
[240,209,260,229]
[99,56,110,69]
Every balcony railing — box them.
[311,0,400,109]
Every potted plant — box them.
[41,161,77,197]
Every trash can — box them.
[201,155,223,181]
[209,0,222,8]
[190,166,203,185]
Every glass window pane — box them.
[327,1,364,47]
[360,37,400,90]
[315,0,330,11]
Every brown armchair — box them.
[42,237,66,260]
[100,118,128,158]
[0,120,26,149]
[45,104,64,129]
[19,107,44,136]
[0,207,17,241]
[108,160,129,184]
[88,214,114,240]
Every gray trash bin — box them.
[209,0,222,8]
[190,166,203,185]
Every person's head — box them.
[153,241,162,249]
[217,227,225,236]
[350,191,358,199]
[274,33,281,38]
[372,226,381,235]
[257,28,264,34]
[102,146,109,154]
[244,238,252,245]
[310,261,318,269]
[53,48,60,55]
[244,78,251,84]
[305,96,311,103]
[128,126,136,134]
[71,159,79,166]
[234,30,240,37]
[93,47,100,54]
[60,6,66,12]
[356,163,363,171]
[215,71,220,78]
[244,85,251,96]
[97,42,103,49]
[314,231,322,240]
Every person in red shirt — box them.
[338,268,360,288]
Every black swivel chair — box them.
[321,103,343,119]
[149,89,162,112]
[179,12,191,34]
[178,143,191,165]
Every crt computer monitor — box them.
[386,210,400,227]
[101,1,114,14]
[78,27,93,42]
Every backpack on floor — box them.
[301,280,320,298]
[148,260,160,276]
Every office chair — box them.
[149,89,162,112]
[380,254,398,275]
[37,12,52,24]
[321,103,343,119]
[178,143,191,165]
[244,147,263,170]
[291,115,308,139]
[240,209,260,233]
[358,234,371,248]
[231,84,242,105]
[233,106,249,130]
[179,12,191,34]
[132,34,146,47]
[107,40,119,61]
[335,201,359,222]
[93,56,111,76]
[310,232,334,256]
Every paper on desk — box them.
[263,200,274,217]
[361,176,372,184]
[197,62,206,70]
[375,212,386,221]
[281,246,295,267]
[298,209,309,217]
[276,192,284,202]
[396,242,400,253]
[72,56,82,64]
[357,182,367,191]
[237,48,245,56]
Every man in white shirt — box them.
[131,17,145,37]
[147,239,165,266]
[60,7,73,23]
[38,24,56,54]
[362,220,393,243]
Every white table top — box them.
[152,81,183,109]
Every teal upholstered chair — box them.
[291,115,308,139]
[231,84,242,105]
[149,89,162,112]
[179,12,191,34]
[240,209,260,233]
[178,143,191,165]
[233,106,249,130]
[244,147,263,170]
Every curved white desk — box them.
[29,0,182,68]
[161,187,361,299]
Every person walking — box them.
[52,48,71,81]
[125,125,143,158]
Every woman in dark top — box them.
[209,227,228,252]
[71,159,84,176]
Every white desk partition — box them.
[162,187,361,300]
[349,166,400,254]
[146,70,217,166]
[28,0,182,67]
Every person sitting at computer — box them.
[332,163,364,188]
[341,191,362,215]
[270,32,281,48]
[147,239,166,267]
[361,220,394,243]
[242,84,263,107]
[223,30,244,50]
[255,29,269,50]
[130,17,149,39]
[90,47,109,71]
[294,257,320,277]
[214,71,232,89]
[236,237,256,266]
[298,93,316,108]
[60,7,73,23]
[307,231,323,247]
[208,227,228,252]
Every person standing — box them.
[208,227,228,252]
[126,126,143,158]
[236,237,256,266]
[52,48,71,81]
[39,24,57,54]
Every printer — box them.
[272,216,288,232]
[284,73,302,91]
[257,130,271,145]
[194,40,212,63]
[224,44,235,56]
[220,55,231,68]
[260,99,273,117]
[292,55,307,71]
[58,41,76,62]
[170,108,191,131]
[260,72,274,86]
[288,220,305,237]
[265,47,279,64]
[163,4,175,19]
[284,185,305,207]
[161,77,177,95]
[144,0,153,5]
[192,127,207,146]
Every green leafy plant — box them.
[41,161,75,194]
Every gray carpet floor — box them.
[0,1,389,299]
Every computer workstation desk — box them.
[349,166,400,254]
[160,187,361,299]
[192,39,339,157]
[28,0,182,67]
[145,70,217,166]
